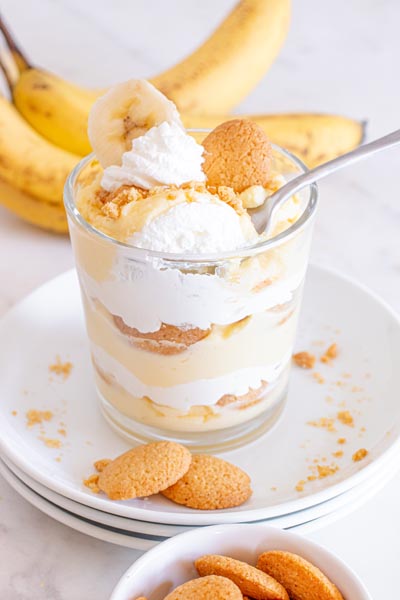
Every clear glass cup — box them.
[64,145,317,451]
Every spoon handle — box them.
[261,127,400,234]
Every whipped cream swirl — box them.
[101,122,205,192]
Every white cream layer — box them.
[92,344,289,411]
[80,256,306,333]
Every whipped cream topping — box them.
[130,194,257,253]
[101,122,205,192]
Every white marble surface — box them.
[0,0,399,598]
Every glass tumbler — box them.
[64,147,317,451]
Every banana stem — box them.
[0,50,17,92]
[0,14,30,74]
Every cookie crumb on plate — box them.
[352,448,368,462]
[26,409,53,427]
[49,355,73,380]
[293,351,316,369]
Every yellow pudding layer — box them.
[83,291,299,388]
[95,365,288,433]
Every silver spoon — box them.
[250,128,400,235]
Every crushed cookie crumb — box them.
[39,437,62,449]
[293,351,316,369]
[353,448,368,462]
[278,309,295,326]
[332,450,344,458]
[26,409,53,427]
[270,486,277,491]
[312,372,325,384]
[325,396,334,404]
[252,278,275,293]
[296,461,339,492]
[95,185,144,219]
[337,410,354,427]
[83,474,100,494]
[316,464,339,478]
[307,417,336,432]
[49,356,73,380]
[11,410,17,416]
[57,428,67,436]
[102,201,119,219]
[337,437,347,445]
[320,343,338,364]
[218,186,246,215]
[351,385,364,393]
[94,459,112,473]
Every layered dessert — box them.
[67,79,315,444]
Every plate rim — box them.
[1,264,400,524]
[2,451,399,535]
[0,459,157,550]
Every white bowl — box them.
[110,524,371,599]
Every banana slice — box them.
[88,79,183,168]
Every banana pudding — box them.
[65,79,317,449]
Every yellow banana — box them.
[183,113,365,167]
[0,176,68,233]
[150,0,291,114]
[0,96,79,204]
[13,69,97,156]
[6,0,290,153]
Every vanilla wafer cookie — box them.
[161,454,251,510]
[98,441,191,500]
[164,575,242,600]
[202,119,273,192]
[256,551,344,600]
[195,555,289,600]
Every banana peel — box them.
[0,175,68,233]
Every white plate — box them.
[1,266,400,525]
[2,451,399,535]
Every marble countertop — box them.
[0,0,399,597]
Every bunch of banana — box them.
[6,0,291,156]
[0,0,364,234]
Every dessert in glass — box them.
[64,80,317,450]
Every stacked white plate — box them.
[1,265,400,549]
